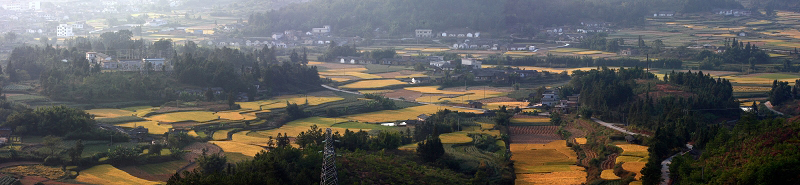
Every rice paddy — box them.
[147,111,218,122]
[438,129,502,144]
[622,162,646,180]
[237,96,344,110]
[484,102,530,110]
[340,79,408,89]
[511,140,585,185]
[76,164,163,185]
[244,117,357,140]
[574,138,587,145]
[210,141,266,157]
[86,109,135,118]
[616,144,649,158]
[318,71,382,79]
[601,169,621,180]
[116,121,172,135]
[343,104,483,122]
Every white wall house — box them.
[56,24,74,37]
[312,25,331,34]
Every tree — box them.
[197,153,227,174]
[638,35,647,48]
[42,135,63,157]
[69,140,84,164]
[227,92,236,109]
[205,89,215,101]
[290,49,300,63]
[4,32,17,42]
[417,135,444,162]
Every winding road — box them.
[590,118,650,136]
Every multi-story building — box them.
[56,24,74,37]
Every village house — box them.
[508,44,535,51]
[338,56,374,64]
[415,29,433,37]
[417,114,430,122]
[461,58,482,69]
[541,89,560,106]
[440,28,480,38]
[654,11,676,17]
[713,9,752,16]
[311,25,331,35]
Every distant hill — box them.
[241,0,747,37]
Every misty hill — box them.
[241,0,746,37]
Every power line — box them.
[320,128,339,185]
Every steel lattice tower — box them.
[320,128,339,185]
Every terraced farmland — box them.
[76,164,162,185]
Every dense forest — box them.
[564,68,742,184]
[243,0,744,37]
[5,38,321,103]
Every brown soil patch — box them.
[374,70,424,78]
[182,142,223,162]
[442,86,514,93]
[476,96,517,103]
[509,126,560,144]
[382,89,424,101]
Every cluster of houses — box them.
[713,9,752,17]
[86,52,171,71]
[535,89,580,112]
[414,28,481,38]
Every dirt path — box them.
[590,118,649,136]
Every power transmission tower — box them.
[320,128,339,185]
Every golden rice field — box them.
[601,169,621,180]
[622,162,646,180]
[359,90,395,94]
[512,140,585,185]
[210,141,265,157]
[322,67,368,72]
[439,129,502,144]
[574,138,587,145]
[134,107,159,117]
[237,96,344,110]
[344,104,483,122]
[244,117,355,140]
[117,121,172,135]
[617,144,649,158]
[394,73,429,79]
[147,111,218,122]
[481,65,611,75]
[615,156,647,163]
[515,171,586,185]
[340,79,407,89]
[733,86,772,92]
[215,111,247,121]
[76,164,163,185]
[86,109,135,118]
[318,71,382,79]
[485,102,530,110]
[213,129,235,140]
[405,86,471,94]
[505,51,538,56]
[414,90,507,104]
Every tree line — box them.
[484,54,683,69]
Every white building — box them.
[415,29,432,37]
[461,58,482,69]
[28,1,41,10]
[56,24,74,37]
[143,58,169,71]
[144,19,168,27]
[312,25,331,34]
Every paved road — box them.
[590,118,650,136]
[764,101,785,116]
[321,84,487,112]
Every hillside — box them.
[668,115,800,184]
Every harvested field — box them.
[344,104,483,122]
[602,153,619,170]
[86,109,135,118]
[574,138,587,145]
[511,117,551,124]
[210,141,265,157]
[0,165,65,180]
[147,111,218,122]
[116,121,172,135]
[340,79,407,89]
[484,101,530,110]
[600,169,621,180]
[509,126,560,143]
[512,140,584,185]
[381,89,423,100]
[622,162,646,180]
[237,96,344,110]
[617,144,649,158]
[121,160,187,182]
[515,171,585,185]
[76,164,162,185]
[374,70,426,78]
